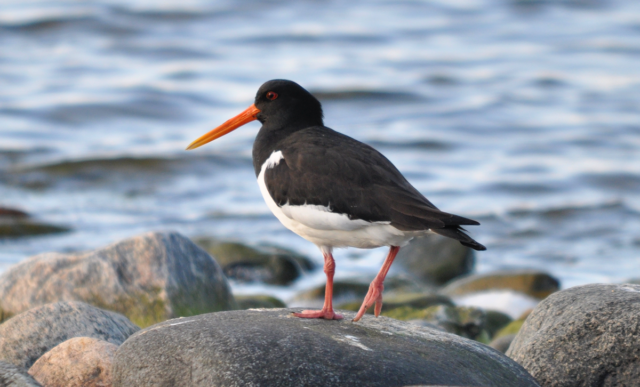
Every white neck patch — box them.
[264,150,284,169]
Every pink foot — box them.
[293,309,343,320]
[353,282,384,322]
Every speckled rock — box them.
[441,270,560,299]
[195,238,314,285]
[0,361,42,387]
[0,231,235,327]
[507,283,640,387]
[28,337,117,387]
[0,301,138,369]
[112,309,539,387]
[395,234,474,285]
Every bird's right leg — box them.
[293,247,343,320]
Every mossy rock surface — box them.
[494,319,525,339]
[383,304,489,342]
[337,292,453,315]
[235,295,286,309]
[485,310,513,337]
[0,306,13,324]
[195,238,314,285]
[0,232,235,328]
[441,270,560,299]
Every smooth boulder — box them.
[113,309,540,387]
[0,231,235,327]
[441,270,560,299]
[394,234,474,285]
[195,238,314,285]
[0,361,42,387]
[0,301,138,369]
[507,283,640,387]
[28,337,117,387]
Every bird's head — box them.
[187,79,323,150]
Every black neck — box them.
[252,120,322,177]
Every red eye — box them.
[266,91,278,100]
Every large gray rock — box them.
[28,337,118,387]
[0,231,235,327]
[113,309,540,387]
[507,283,640,387]
[0,301,139,369]
[0,361,42,387]
[395,234,474,285]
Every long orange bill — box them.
[186,104,261,150]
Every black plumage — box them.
[251,80,485,251]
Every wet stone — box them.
[0,207,69,238]
[235,295,287,309]
[195,238,314,286]
[112,309,540,387]
[395,234,475,285]
[441,270,560,299]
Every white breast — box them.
[257,151,419,249]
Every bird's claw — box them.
[293,309,343,320]
[352,282,384,322]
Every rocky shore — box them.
[0,231,636,386]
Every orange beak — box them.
[186,104,261,150]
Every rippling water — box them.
[1,0,639,299]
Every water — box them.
[1,0,639,300]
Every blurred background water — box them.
[1,0,639,300]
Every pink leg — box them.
[353,246,400,322]
[293,248,343,320]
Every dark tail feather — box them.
[431,226,486,251]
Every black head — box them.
[254,79,324,130]
[186,79,323,151]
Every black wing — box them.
[264,127,485,251]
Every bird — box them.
[187,79,485,322]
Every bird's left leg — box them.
[353,245,400,322]
[293,247,343,320]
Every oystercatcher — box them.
[187,79,485,322]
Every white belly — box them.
[257,151,420,249]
